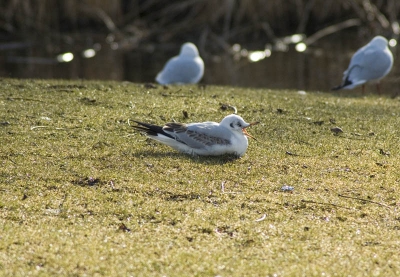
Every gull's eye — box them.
[237,122,242,127]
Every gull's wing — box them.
[163,122,231,148]
[156,56,203,84]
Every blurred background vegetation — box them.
[0,0,399,90]
[1,0,399,50]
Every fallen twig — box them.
[255,214,267,222]
[228,105,237,114]
[30,126,69,131]
[301,199,353,210]
[30,126,48,130]
[338,194,391,209]
[5,97,43,102]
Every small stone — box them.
[330,127,343,134]
[281,185,294,192]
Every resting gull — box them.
[332,36,393,93]
[156,42,204,85]
[132,114,258,157]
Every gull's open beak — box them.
[243,121,259,140]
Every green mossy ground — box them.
[0,78,399,276]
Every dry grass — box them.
[0,78,400,276]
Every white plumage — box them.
[133,114,258,157]
[332,36,393,93]
[156,42,204,85]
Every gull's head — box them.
[370,36,389,50]
[180,42,199,58]
[220,114,259,139]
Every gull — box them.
[332,36,393,93]
[132,114,259,157]
[156,42,204,85]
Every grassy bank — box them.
[1,78,399,276]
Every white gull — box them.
[332,36,393,93]
[156,42,204,85]
[133,114,258,157]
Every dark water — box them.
[1,33,399,95]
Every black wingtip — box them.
[131,121,161,136]
[332,76,354,91]
[131,120,175,139]
[132,124,153,133]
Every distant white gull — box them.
[332,36,393,93]
[133,114,258,157]
[156,42,204,85]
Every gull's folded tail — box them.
[132,120,173,139]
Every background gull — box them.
[132,114,258,157]
[155,42,204,85]
[332,36,393,93]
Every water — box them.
[1,33,399,94]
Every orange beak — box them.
[243,121,259,140]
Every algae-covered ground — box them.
[0,78,399,276]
